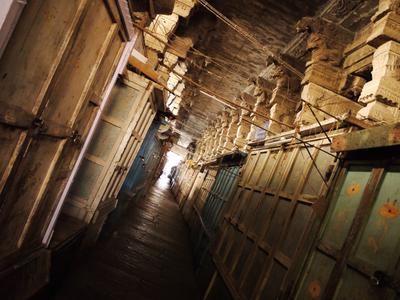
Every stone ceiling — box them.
[149,0,378,146]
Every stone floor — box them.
[54,179,200,300]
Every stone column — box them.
[210,115,222,157]
[247,76,275,141]
[223,108,240,153]
[234,87,256,150]
[357,41,400,122]
[217,110,230,154]
[192,139,203,162]
[203,125,214,161]
[267,65,299,134]
[295,17,362,125]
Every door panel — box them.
[0,0,86,195]
[296,162,400,299]
[321,166,372,250]
[0,0,126,257]
[353,169,400,272]
[208,133,341,299]
[333,267,396,300]
[296,251,336,300]
[65,74,154,222]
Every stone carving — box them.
[203,124,215,160]
[296,82,362,125]
[294,15,364,125]
[211,116,223,156]
[296,16,353,93]
[368,0,400,46]
[217,110,230,153]
[296,17,342,67]
[192,140,203,162]
[223,108,240,152]
[357,41,400,122]
[341,75,367,100]
[247,76,274,141]
[372,0,400,21]
[234,92,255,150]
[332,0,362,17]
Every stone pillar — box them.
[217,110,230,154]
[223,108,240,153]
[203,126,214,161]
[295,17,362,125]
[234,87,256,150]
[247,76,275,141]
[211,115,223,157]
[357,41,400,122]
[267,65,300,134]
[192,139,203,162]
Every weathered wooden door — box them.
[91,80,157,224]
[0,0,127,258]
[102,90,157,203]
[65,73,154,222]
[295,162,400,299]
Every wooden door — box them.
[24,19,127,247]
[207,131,340,300]
[92,81,157,223]
[0,0,127,258]
[65,74,153,222]
[104,94,156,201]
[0,0,87,197]
[295,162,400,299]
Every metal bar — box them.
[302,141,329,187]
[307,103,332,143]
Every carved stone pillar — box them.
[296,17,347,93]
[217,110,230,154]
[211,115,223,156]
[268,90,298,134]
[247,76,275,141]
[193,139,203,162]
[295,16,362,125]
[210,114,222,157]
[198,137,207,162]
[357,41,400,122]
[203,125,214,160]
[234,86,256,150]
[223,109,240,153]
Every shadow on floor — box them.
[50,180,200,300]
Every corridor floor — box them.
[54,179,200,300]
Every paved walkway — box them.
[54,179,200,300]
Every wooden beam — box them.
[331,123,400,152]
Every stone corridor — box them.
[53,180,200,300]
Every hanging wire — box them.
[196,0,304,79]
[132,24,345,158]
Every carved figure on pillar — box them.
[210,116,223,157]
[217,110,230,154]
[203,124,215,160]
[267,64,299,134]
[247,75,275,141]
[223,108,240,152]
[234,90,255,151]
[296,16,355,95]
[295,16,362,125]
